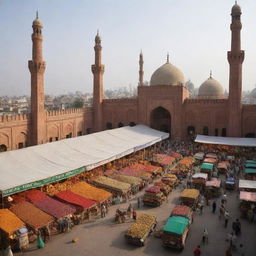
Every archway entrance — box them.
[150,107,171,135]
[0,144,7,152]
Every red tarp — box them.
[171,205,191,218]
[25,190,47,204]
[206,178,221,188]
[145,186,161,193]
[34,197,76,219]
[240,191,256,202]
[55,190,97,210]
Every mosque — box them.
[0,2,256,152]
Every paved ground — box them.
[21,177,256,256]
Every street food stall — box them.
[119,168,152,184]
[91,176,131,201]
[0,209,27,251]
[54,190,98,223]
[161,174,178,188]
[152,154,175,172]
[125,213,157,246]
[143,186,166,207]
[225,177,235,190]
[200,163,214,179]
[162,216,190,250]
[170,205,193,224]
[205,178,221,198]
[180,189,200,209]
[191,173,208,190]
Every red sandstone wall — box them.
[242,105,256,137]
[0,114,30,150]
[102,99,138,129]
[183,99,229,138]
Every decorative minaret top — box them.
[31,12,43,62]
[139,51,144,86]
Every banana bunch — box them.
[137,213,156,225]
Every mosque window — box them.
[55,137,59,141]
[129,122,136,127]
[86,128,92,134]
[118,122,124,128]
[18,142,24,149]
[66,133,72,139]
[203,126,209,136]
[77,131,83,136]
[106,122,113,129]
[187,126,195,136]
[215,129,218,136]
[222,128,226,137]
[0,144,7,152]
[49,137,53,142]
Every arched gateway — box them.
[150,107,171,135]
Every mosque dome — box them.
[232,2,241,14]
[150,59,185,86]
[198,75,224,99]
[250,88,256,98]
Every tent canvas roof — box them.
[163,216,189,235]
[0,125,168,196]
[244,168,256,174]
[195,135,256,147]
[240,191,256,202]
[239,179,256,189]
[201,163,214,171]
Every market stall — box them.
[191,173,208,190]
[91,176,131,200]
[180,189,200,209]
[205,153,218,159]
[54,190,98,222]
[109,174,142,194]
[205,178,221,198]
[125,213,157,246]
[0,209,27,251]
[161,174,178,189]
[194,152,205,161]
[10,202,53,241]
[239,191,256,219]
[119,168,152,183]
[203,158,217,165]
[239,179,256,192]
[244,168,256,180]
[217,161,229,174]
[154,181,171,196]
[152,154,175,172]
[200,163,214,179]
[162,216,190,249]
[143,186,165,207]
[170,205,193,224]
[225,177,236,190]
[70,182,112,204]
[169,152,182,161]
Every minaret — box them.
[139,51,144,86]
[28,12,46,145]
[227,2,244,137]
[91,31,105,132]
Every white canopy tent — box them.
[195,135,256,147]
[0,125,168,197]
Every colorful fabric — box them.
[25,190,47,204]
[171,205,191,218]
[201,163,214,171]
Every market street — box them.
[22,178,256,256]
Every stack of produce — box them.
[125,213,156,246]
[153,154,175,168]
[0,209,25,235]
[10,202,53,230]
[154,181,171,195]
[70,182,112,203]
[143,186,165,206]
[91,176,131,194]
[45,181,76,196]
[119,168,152,181]
[54,190,97,212]
[104,169,118,177]
[169,152,182,160]
[127,163,162,175]
[180,189,199,208]
[178,157,195,166]
[162,174,178,187]
[33,197,76,220]
[25,190,48,204]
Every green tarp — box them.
[246,160,256,164]
[244,168,256,174]
[201,163,214,171]
[163,216,189,235]
[245,163,256,168]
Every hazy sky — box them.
[1,0,256,96]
